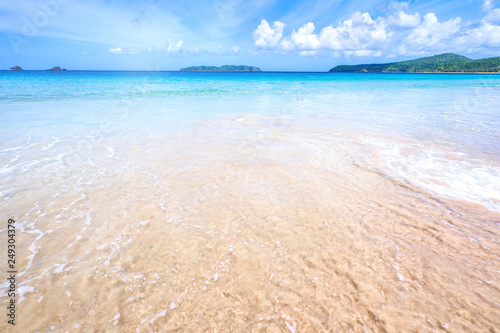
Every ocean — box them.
[1,71,499,331]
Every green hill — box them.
[48,66,66,71]
[329,53,500,73]
[180,65,261,72]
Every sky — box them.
[0,0,499,71]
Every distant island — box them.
[329,53,500,73]
[49,67,66,71]
[180,65,261,72]
[8,66,23,71]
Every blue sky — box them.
[1,0,499,71]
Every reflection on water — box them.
[1,115,499,332]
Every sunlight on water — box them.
[0,72,499,331]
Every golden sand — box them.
[1,115,499,332]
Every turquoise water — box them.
[1,71,499,157]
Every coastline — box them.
[3,69,500,74]
[329,71,500,74]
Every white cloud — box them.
[147,40,241,57]
[325,12,390,50]
[299,50,319,56]
[484,8,500,23]
[166,39,183,54]
[402,13,461,51]
[389,11,421,28]
[254,11,390,56]
[343,50,383,57]
[253,2,500,57]
[482,1,500,23]
[483,0,495,12]
[459,22,500,48]
[481,0,500,26]
[107,47,140,55]
[389,1,411,12]
[108,47,122,54]
[252,19,286,48]
[231,45,240,54]
[287,22,321,50]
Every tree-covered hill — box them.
[329,53,500,73]
[180,65,261,72]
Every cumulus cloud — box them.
[166,39,183,54]
[320,12,390,51]
[253,1,500,57]
[252,20,286,48]
[286,22,321,50]
[400,13,461,53]
[459,22,500,48]
[254,11,390,56]
[389,11,421,28]
[482,0,500,23]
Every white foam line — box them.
[9,152,20,163]
[66,235,82,249]
[55,193,87,219]
[285,320,297,333]
[142,309,167,326]
[17,286,36,304]
[0,281,9,296]
[41,137,64,150]
[54,263,70,274]
[5,262,63,289]
[110,311,121,325]
[18,229,44,278]
[368,138,500,213]
[0,159,43,175]
[106,145,118,157]
[96,232,133,266]
[1,137,34,153]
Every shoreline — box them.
[3,69,500,74]
[329,71,500,74]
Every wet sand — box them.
[1,115,499,332]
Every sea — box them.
[0,71,499,332]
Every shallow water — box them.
[0,72,499,332]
